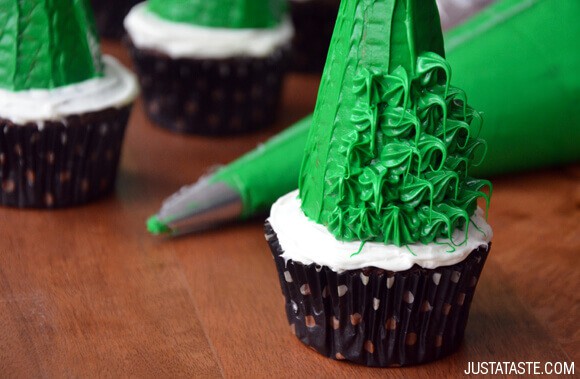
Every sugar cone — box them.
[299,0,489,246]
[0,0,103,91]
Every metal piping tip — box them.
[148,178,244,237]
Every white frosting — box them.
[124,3,294,59]
[267,190,493,272]
[0,56,138,125]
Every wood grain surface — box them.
[0,41,578,378]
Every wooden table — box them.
[1,42,578,378]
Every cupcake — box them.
[124,0,294,135]
[289,0,340,73]
[90,0,143,39]
[265,0,493,367]
[0,0,138,208]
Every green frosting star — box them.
[299,0,491,247]
[147,0,287,29]
[0,0,103,91]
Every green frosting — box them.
[147,0,287,29]
[299,0,491,247]
[0,0,103,91]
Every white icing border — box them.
[124,3,294,59]
[0,56,138,125]
[267,190,492,272]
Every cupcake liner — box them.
[289,0,340,72]
[265,220,490,367]
[127,40,289,135]
[0,106,131,208]
[90,0,143,39]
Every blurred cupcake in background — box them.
[124,0,293,135]
[0,0,138,208]
[90,0,143,39]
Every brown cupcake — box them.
[265,220,490,367]
[0,2,138,208]
[127,42,289,135]
[124,2,293,136]
[0,107,131,208]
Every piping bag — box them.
[446,0,580,175]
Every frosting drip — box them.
[147,0,286,29]
[125,3,294,59]
[268,190,492,272]
[299,0,491,247]
[0,56,138,125]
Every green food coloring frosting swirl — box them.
[147,0,287,29]
[0,0,103,91]
[299,0,491,247]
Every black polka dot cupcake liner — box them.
[289,0,340,73]
[127,41,289,135]
[265,221,490,367]
[90,0,143,39]
[0,106,131,208]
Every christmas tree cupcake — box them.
[266,0,492,366]
[124,0,293,135]
[0,0,138,208]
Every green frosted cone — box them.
[299,0,491,246]
[0,0,103,91]
[147,0,287,29]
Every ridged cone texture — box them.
[299,0,491,247]
[0,0,103,91]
